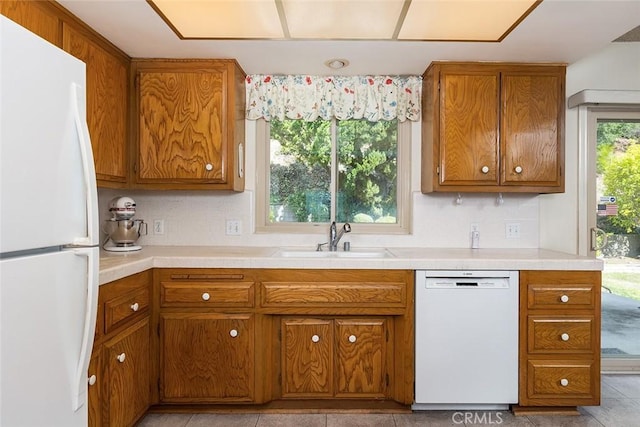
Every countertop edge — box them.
[99,246,604,286]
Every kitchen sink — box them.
[273,248,393,258]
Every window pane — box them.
[268,119,331,223]
[336,120,398,224]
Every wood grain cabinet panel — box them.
[422,62,565,193]
[160,313,254,402]
[132,60,245,191]
[103,317,150,427]
[518,270,601,410]
[282,318,334,397]
[62,23,129,187]
[501,73,562,187]
[527,360,597,400]
[335,318,388,398]
[0,1,60,45]
[160,281,254,308]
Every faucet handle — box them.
[316,242,328,252]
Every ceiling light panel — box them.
[151,0,284,39]
[282,0,406,39]
[398,0,539,41]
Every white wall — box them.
[100,118,540,249]
[539,42,640,254]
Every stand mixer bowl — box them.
[103,219,146,245]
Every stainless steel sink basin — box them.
[273,248,393,258]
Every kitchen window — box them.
[255,118,410,234]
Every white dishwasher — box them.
[413,270,518,410]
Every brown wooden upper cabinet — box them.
[421,62,565,193]
[1,1,130,188]
[63,23,129,187]
[132,60,246,191]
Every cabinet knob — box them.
[229,329,238,338]
[514,165,523,174]
[205,163,213,171]
[311,334,320,343]
[481,166,489,174]
[130,302,139,312]
[561,333,570,341]
[202,292,210,301]
[560,378,569,387]
[348,335,357,343]
[88,374,97,386]
[560,294,569,303]
[116,353,126,363]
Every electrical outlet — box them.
[153,219,165,235]
[226,220,242,235]
[506,222,521,239]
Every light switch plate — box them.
[226,220,242,235]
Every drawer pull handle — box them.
[348,335,357,343]
[229,329,238,338]
[116,353,126,363]
[88,374,97,386]
[514,165,523,174]
[560,295,569,303]
[202,292,210,301]
[481,165,489,174]
[561,333,570,341]
[311,334,320,343]
[205,163,213,171]
[560,378,569,387]
[130,302,139,312]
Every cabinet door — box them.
[62,24,129,187]
[160,313,254,402]
[282,318,333,398]
[439,69,499,186]
[501,72,563,187]
[335,318,388,398]
[137,69,226,183]
[88,350,102,427]
[104,317,150,427]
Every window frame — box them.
[255,118,411,234]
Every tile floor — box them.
[138,374,640,427]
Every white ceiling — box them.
[57,0,640,76]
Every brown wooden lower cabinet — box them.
[160,312,255,402]
[517,270,601,412]
[90,271,152,427]
[281,317,390,399]
[103,317,150,427]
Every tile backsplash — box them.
[98,188,539,249]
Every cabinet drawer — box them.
[527,284,596,310]
[527,360,596,400]
[160,281,255,307]
[528,317,595,353]
[105,287,150,334]
[262,282,405,307]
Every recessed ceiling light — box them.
[325,59,349,69]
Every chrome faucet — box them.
[329,221,351,251]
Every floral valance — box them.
[245,75,422,122]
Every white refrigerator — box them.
[0,16,99,427]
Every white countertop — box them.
[99,245,603,285]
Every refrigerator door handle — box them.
[70,83,99,247]
[71,248,99,411]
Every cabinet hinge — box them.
[278,373,282,385]
[436,166,440,175]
